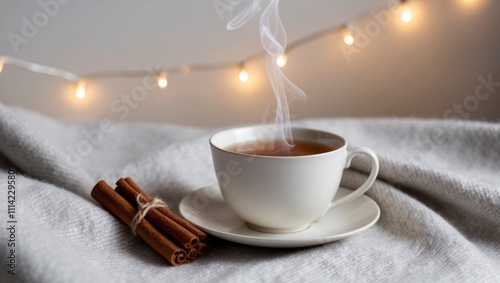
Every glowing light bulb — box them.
[399,1,413,23]
[401,9,412,22]
[0,58,4,73]
[239,69,249,82]
[157,73,168,89]
[75,82,86,99]
[276,54,287,67]
[341,28,354,46]
[461,0,475,5]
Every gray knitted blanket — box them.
[0,105,499,283]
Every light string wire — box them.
[0,0,472,99]
[0,56,80,82]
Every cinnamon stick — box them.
[115,178,199,249]
[185,248,198,263]
[123,177,206,240]
[91,181,187,266]
[195,242,208,256]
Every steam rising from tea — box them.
[227,0,306,154]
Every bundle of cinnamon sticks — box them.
[91,177,207,266]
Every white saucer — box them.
[179,185,380,248]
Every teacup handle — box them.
[326,147,379,213]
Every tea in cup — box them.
[210,125,379,233]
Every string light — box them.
[157,73,168,88]
[0,0,480,97]
[276,54,287,67]
[75,81,86,99]
[341,27,355,46]
[239,68,249,82]
[460,0,479,7]
[400,0,413,23]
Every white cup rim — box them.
[209,125,347,159]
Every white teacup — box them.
[210,125,379,233]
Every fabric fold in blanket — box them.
[0,105,499,282]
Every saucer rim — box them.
[179,185,380,247]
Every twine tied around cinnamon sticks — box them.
[130,194,165,236]
[91,177,207,266]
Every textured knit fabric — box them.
[0,105,499,283]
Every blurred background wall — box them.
[0,0,499,127]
